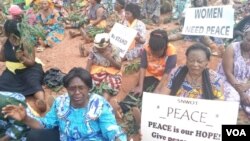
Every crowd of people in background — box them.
[0,0,250,140]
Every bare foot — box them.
[35,99,47,113]
[78,44,89,57]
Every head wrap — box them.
[94,33,110,49]
[8,5,23,16]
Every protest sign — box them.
[182,6,234,38]
[141,92,239,141]
[109,23,137,58]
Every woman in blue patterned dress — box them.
[2,67,127,141]
[0,92,30,141]
[36,0,64,48]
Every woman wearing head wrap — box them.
[8,4,23,21]
[0,19,46,114]
[86,33,122,100]
[36,0,64,49]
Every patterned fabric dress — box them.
[0,40,44,96]
[90,46,122,94]
[123,19,146,61]
[142,0,161,19]
[36,94,127,141]
[168,66,224,99]
[106,9,125,30]
[36,10,65,47]
[217,42,250,115]
[0,92,31,141]
[172,0,191,19]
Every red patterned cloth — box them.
[92,71,122,91]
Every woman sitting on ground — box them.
[229,15,250,43]
[217,29,250,118]
[160,43,224,100]
[108,3,146,122]
[133,29,177,94]
[0,19,46,114]
[86,33,122,100]
[8,4,23,22]
[36,0,65,49]
[86,33,121,72]
[86,0,107,28]
[2,67,127,141]
[123,3,146,61]
[106,0,126,32]
[141,0,161,24]
[70,0,107,41]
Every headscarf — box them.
[38,0,54,9]
[93,33,110,49]
[8,5,23,16]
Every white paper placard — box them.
[182,6,234,38]
[141,92,239,141]
[109,23,137,58]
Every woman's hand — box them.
[135,33,141,42]
[15,50,24,61]
[135,33,145,44]
[0,37,8,45]
[100,48,112,59]
[2,104,27,121]
[234,83,250,93]
[132,86,143,96]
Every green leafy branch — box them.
[18,16,46,54]
[91,82,117,96]
[123,61,140,75]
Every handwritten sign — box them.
[141,92,239,141]
[109,23,137,58]
[182,6,234,38]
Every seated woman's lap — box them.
[26,128,60,141]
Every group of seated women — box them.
[1,0,250,140]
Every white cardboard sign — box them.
[109,23,137,58]
[141,92,239,141]
[182,6,234,38]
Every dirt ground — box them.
[0,16,249,136]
